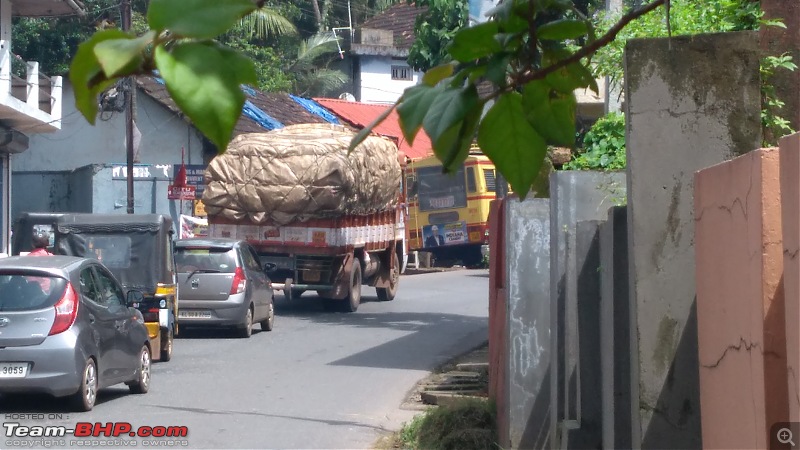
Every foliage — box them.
[397,398,497,450]
[406,0,469,72]
[761,53,798,146]
[564,112,625,171]
[71,0,674,195]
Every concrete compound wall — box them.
[504,197,550,449]
[780,133,800,423]
[548,170,626,448]
[624,31,762,448]
[694,148,788,449]
[488,198,509,448]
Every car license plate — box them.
[0,363,29,378]
[303,270,321,282]
[179,310,212,319]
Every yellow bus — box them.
[406,151,499,266]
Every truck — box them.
[202,124,407,312]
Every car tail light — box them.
[143,307,159,323]
[49,283,79,336]
[230,267,246,294]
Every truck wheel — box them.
[376,253,400,301]
[342,262,362,312]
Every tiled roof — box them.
[314,98,433,160]
[135,76,343,139]
[361,3,426,49]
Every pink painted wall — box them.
[487,198,509,448]
[780,133,800,422]
[695,148,789,449]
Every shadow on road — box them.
[0,387,131,413]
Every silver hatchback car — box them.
[0,255,151,411]
[175,239,274,337]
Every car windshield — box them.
[174,247,236,273]
[0,273,67,311]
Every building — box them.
[0,0,86,253]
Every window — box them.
[93,266,125,307]
[391,65,413,81]
[484,169,497,192]
[466,167,477,193]
[241,246,261,271]
[80,268,101,304]
[0,273,66,311]
[174,247,237,273]
[416,165,468,212]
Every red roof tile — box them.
[314,98,433,160]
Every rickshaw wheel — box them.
[160,329,173,362]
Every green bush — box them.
[564,112,626,171]
[399,398,497,450]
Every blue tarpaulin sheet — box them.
[243,100,284,131]
[289,94,340,125]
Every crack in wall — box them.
[701,337,762,369]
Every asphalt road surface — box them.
[1,268,489,449]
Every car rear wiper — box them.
[186,269,221,279]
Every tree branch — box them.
[519,0,666,84]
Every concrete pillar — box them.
[780,132,800,423]
[488,198,509,448]
[761,0,800,135]
[695,148,788,449]
[600,206,631,450]
[624,31,762,448]
[505,197,550,449]
[548,170,626,448]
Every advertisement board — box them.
[422,221,468,248]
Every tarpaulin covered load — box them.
[203,124,402,226]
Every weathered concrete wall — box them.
[780,133,800,423]
[505,197,550,449]
[12,172,72,219]
[488,198,509,448]
[624,31,762,448]
[600,206,631,450]
[548,170,626,448]
[695,148,788,449]
[564,220,603,449]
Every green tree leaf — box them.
[478,92,547,198]
[397,84,444,144]
[537,19,589,40]
[147,0,256,39]
[348,104,396,154]
[70,29,129,124]
[94,31,155,78]
[435,106,482,172]
[422,86,479,146]
[522,80,577,146]
[154,41,257,151]
[422,63,454,86]
[448,22,501,62]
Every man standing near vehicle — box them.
[29,231,54,256]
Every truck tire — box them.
[342,262,362,312]
[376,253,399,301]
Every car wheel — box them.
[341,261,362,312]
[70,358,98,412]
[128,345,151,394]
[376,253,400,302]
[260,300,274,331]
[160,329,173,362]
[238,305,253,338]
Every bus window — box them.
[417,165,467,211]
[484,169,497,192]
[466,167,477,193]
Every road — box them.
[1,269,489,449]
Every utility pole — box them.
[121,0,135,213]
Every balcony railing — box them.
[0,39,62,133]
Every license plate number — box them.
[0,363,29,378]
[303,270,321,282]
[179,311,212,319]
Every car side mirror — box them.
[127,290,144,307]
[263,262,277,273]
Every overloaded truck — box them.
[202,124,407,312]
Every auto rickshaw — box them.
[12,212,178,362]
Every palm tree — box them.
[237,6,297,39]
[289,32,348,97]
